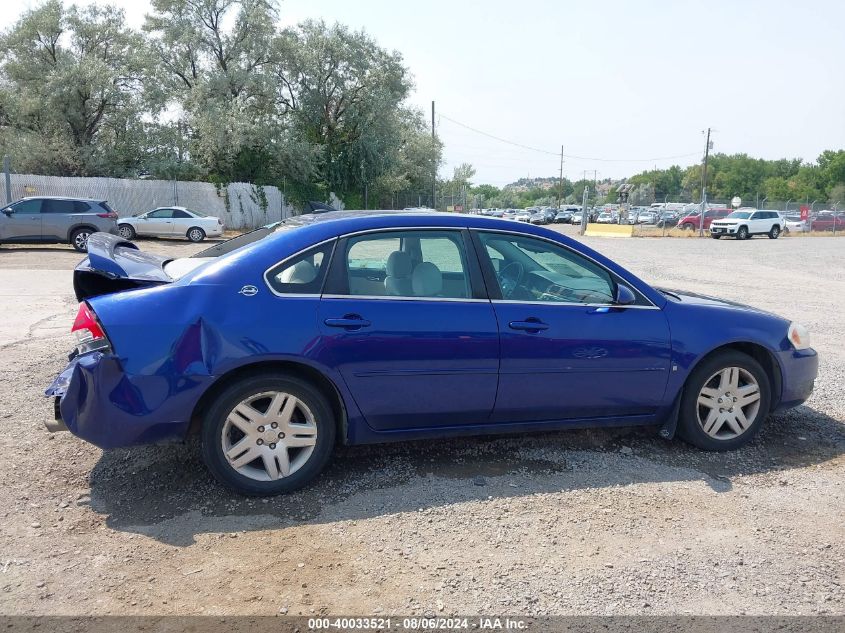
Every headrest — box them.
[386,250,412,277]
[279,260,317,284]
[412,261,442,296]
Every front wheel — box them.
[769,225,781,239]
[737,225,749,240]
[201,373,336,496]
[70,228,92,252]
[187,227,206,242]
[118,224,136,240]
[678,350,771,451]
[711,233,721,239]
[682,222,695,230]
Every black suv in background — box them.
[0,196,119,251]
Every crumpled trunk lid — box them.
[73,232,173,301]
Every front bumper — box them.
[44,350,215,449]
[775,347,819,411]
[710,225,738,235]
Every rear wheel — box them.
[737,225,749,240]
[70,227,93,252]
[769,225,781,239]
[187,227,206,242]
[118,224,136,240]
[678,350,770,451]
[682,222,694,230]
[201,373,336,496]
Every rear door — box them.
[0,199,43,241]
[41,198,81,241]
[316,228,499,431]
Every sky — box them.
[4,0,845,186]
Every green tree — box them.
[0,0,150,175]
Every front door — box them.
[317,228,499,431]
[138,208,175,235]
[0,199,43,242]
[473,230,672,423]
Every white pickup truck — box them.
[710,209,784,240]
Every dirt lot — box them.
[1,230,843,617]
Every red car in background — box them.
[677,208,732,231]
[810,212,845,231]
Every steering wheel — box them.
[497,261,524,299]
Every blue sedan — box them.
[46,211,818,496]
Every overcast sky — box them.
[5,0,845,186]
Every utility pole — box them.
[3,155,10,204]
[431,101,436,210]
[579,186,589,236]
[557,146,564,209]
[699,127,712,237]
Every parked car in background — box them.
[555,209,573,223]
[656,210,680,228]
[636,210,657,224]
[45,211,818,495]
[783,213,809,233]
[118,206,224,243]
[810,211,845,232]
[596,211,617,224]
[0,196,119,252]
[515,210,532,222]
[677,208,732,231]
[570,210,584,224]
[710,210,783,240]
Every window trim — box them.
[322,227,488,301]
[469,228,659,309]
[262,237,338,298]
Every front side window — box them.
[477,232,615,304]
[266,241,334,295]
[342,230,471,299]
[11,199,42,214]
[147,209,174,219]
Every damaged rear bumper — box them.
[44,350,215,449]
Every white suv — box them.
[710,209,784,240]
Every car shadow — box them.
[86,405,845,546]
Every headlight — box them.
[788,322,811,350]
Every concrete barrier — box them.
[585,223,634,237]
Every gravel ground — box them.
[0,230,843,617]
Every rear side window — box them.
[266,241,334,295]
[172,210,192,219]
[73,201,91,212]
[42,199,77,214]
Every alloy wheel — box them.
[696,366,761,440]
[74,231,91,250]
[189,228,204,242]
[221,391,318,481]
[118,225,133,239]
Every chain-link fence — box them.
[0,173,298,230]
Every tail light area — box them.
[97,212,119,219]
[71,302,111,354]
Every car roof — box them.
[20,196,106,202]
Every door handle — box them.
[324,315,372,329]
[508,319,549,332]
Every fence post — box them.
[3,155,10,204]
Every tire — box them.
[737,225,749,240]
[678,350,771,451]
[187,227,206,242]
[711,234,721,239]
[769,225,781,239]
[200,373,336,496]
[682,223,694,230]
[118,224,136,240]
[70,227,93,252]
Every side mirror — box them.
[2,207,13,216]
[615,284,637,306]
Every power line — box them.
[438,113,702,163]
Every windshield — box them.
[726,211,752,219]
[191,220,292,258]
